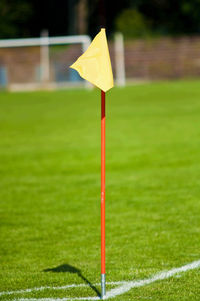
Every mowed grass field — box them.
[0,80,200,300]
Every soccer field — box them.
[0,80,200,300]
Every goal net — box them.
[0,34,91,91]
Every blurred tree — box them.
[0,0,33,38]
[1,0,200,39]
[115,9,151,38]
[76,0,88,34]
[127,0,200,36]
[87,0,130,37]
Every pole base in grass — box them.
[101,273,106,299]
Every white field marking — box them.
[1,259,199,301]
[105,259,200,299]
[0,282,125,297]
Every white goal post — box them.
[114,32,126,87]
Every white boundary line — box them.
[0,282,125,297]
[106,259,200,299]
[0,259,199,300]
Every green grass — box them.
[0,80,200,300]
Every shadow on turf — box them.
[43,264,100,297]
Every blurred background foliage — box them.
[0,0,33,38]
[1,0,200,39]
[115,9,151,38]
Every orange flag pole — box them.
[70,28,113,300]
[101,90,106,299]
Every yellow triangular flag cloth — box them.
[70,28,114,92]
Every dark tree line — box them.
[1,0,200,39]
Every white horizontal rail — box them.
[0,35,91,48]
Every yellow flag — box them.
[70,28,114,92]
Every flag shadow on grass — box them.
[43,264,100,297]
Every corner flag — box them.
[70,28,114,299]
[70,28,113,92]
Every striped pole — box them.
[101,90,106,299]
